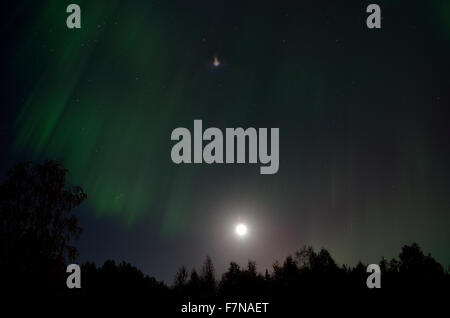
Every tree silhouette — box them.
[219,260,267,297]
[0,161,86,293]
[200,255,217,297]
[174,265,189,289]
[219,262,241,296]
[396,242,445,288]
[186,268,201,297]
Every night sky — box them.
[2,0,450,283]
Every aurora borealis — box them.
[2,0,450,282]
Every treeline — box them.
[71,242,449,299]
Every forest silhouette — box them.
[1,161,449,307]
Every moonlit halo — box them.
[213,56,220,67]
[235,223,248,237]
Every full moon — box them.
[235,223,248,237]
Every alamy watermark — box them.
[171,120,279,175]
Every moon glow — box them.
[235,223,248,237]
